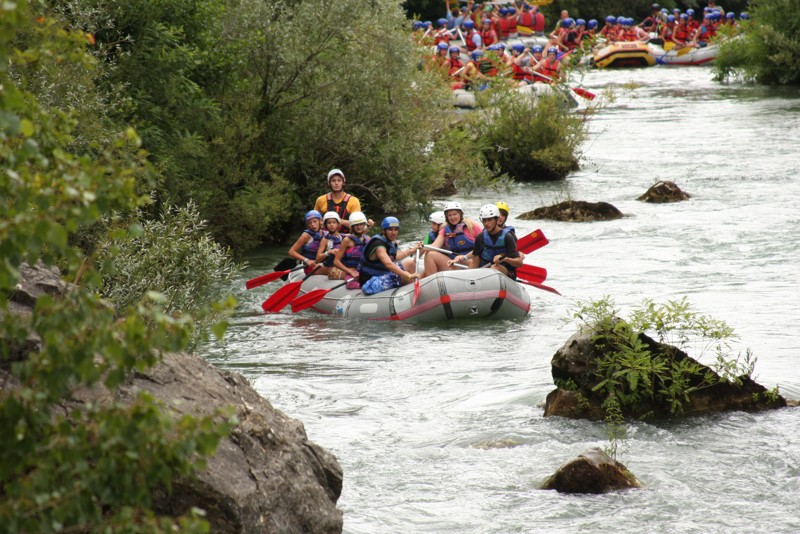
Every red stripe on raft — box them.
[373,289,526,321]
[441,294,452,304]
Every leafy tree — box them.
[714,0,800,85]
[1,3,233,531]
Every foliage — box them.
[471,87,587,181]
[714,0,800,85]
[1,3,233,531]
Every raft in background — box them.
[287,269,531,321]
[593,41,655,68]
[452,82,577,109]
[648,43,718,65]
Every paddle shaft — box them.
[534,72,596,100]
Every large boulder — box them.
[1,263,344,533]
[518,200,623,222]
[544,326,788,420]
[637,180,690,203]
[542,447,641,494]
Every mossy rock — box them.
[518,200,623,222]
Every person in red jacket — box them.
[534,47,561,83]
[480,17,498,47]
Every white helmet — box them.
[349,211,368,226]
[479,204,501,219]
[327,168,345,183]
[443,201,463,213]
[323,211,341,223]
[429,211,446,224]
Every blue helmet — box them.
[508,7,516,15]
[680,13,688,20]
[470,49,484,60]
[726,12,735,19]
[667,15,675,23]
[437,42,449,50]
[740,12,750,19]
[687,8,695,16]
[437,18,448,27]
[606,15,616,24]
[532,44,543,53]
[487,44,502,51]
[547,46,558,54]
[576,18,586,26]
[449,45,460,54]
[499,7,508,15]
[381,217,400,230]
[651,3,660,10]
[305,210,322,222]
[463,19,475,29]
[561,17,574,28]
[423,20,432,27]
[512,43,525,53]
[587,19,598,29]
[412,21,424,30]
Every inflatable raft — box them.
[593,41,655,68]
[452,82,577,109]
[287,269,531,321]
[648,43,718,65]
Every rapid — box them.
[202,66,800,533]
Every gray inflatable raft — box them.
[288,269,531,321]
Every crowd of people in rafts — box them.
[288,169,523,296]
[415,0,748,89]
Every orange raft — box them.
[593,41,655,69]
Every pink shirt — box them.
[438,220,483,242]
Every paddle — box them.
[412,250,421,305]
[246,264,304,290]
[261,266,321,313]
[516,229,550,254]
[534,72,596,100]
[423,244,454,255]
[516,275,562,296]
[517,264,547,283]
[290,280,348,313]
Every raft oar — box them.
[261,266,321,313]
[517,264,547,283]
[516,276,561,296]
[516,229,550,254]
[412,250,421,306]
[290,280,348,313]
[246,264,303,290]
[534,72,596,101]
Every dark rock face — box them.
[2,263,344,533]
[637,180,690,203]
[544,327,788,420]
[542,447,641,494]
[518,200,623,222]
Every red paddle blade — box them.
[412,279,420,306]
[517,229,550,254]
[517,276,561,296]
[572,87,596,100]
[246,269,288,290]
[290,288,331,313]
[517,264,547,283]
[261,282,302,313]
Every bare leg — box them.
[424,251,455,275]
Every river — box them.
[202,66,800,533]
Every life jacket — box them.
[507,16,517,35]
[479,227,516,279]
[448,57,464,75]
[511,62,531,82]
[517,11,534,30]
[641,16,657,31]
[301,229,325,260]
[341,234,369,269]
[426,229,437,243]
[674,24,690,42]
[465,29,480,51]
[662,25,675,40]
[359,234,397,278]
[623,28,639,42]
[477,58,498,76]
[434,29,451,46]
[534,13,545,32]
[563,29,579,50]
[539,59,559,80]
[443,222,475,257]
[697,23,715,41]
[322,233,343,266]
[497,17,510,40]
[480,28,497,46]
[326,192,352,220]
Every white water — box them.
[203,67,800,533]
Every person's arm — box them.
[313,195,326,214]
[375,246,419,280]
[289,233,314,266]
[467,234,482,269]
[501,233,523,267]
[315,237,330,262]
[332,237,359,279]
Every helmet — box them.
[686,8,695,16]
[532,44,543,53]
[740,12,750,19]
[304,210,322,222]
[726,12,735,19]
[412,21,424,30]
[437,42,449,51]
[327,168,345,183]
[587,19,598,29]
[713,12,722,20]
[349,211,368,226]
[651,3,660,10]
[499,7,508,15]
[576,18,586,26]
[443,201,463,213]
[449,45,460,54]
[479,204,501,219]
[496,201,510,214]
[323,211,341,223]
[661,8,668,13]
[667,15,675,23]
[423,21,432,27]
[463,19,475,29]
[497,42,506,50]
[470,50,484,61]
[512,43,525,53]
[606,15,616,24]
[429,211,446,224]
[673,7,680,12]
[482,17,492,24]
[547,46,558,54]
[437,18,448,27]
[381,216,400,230]
[680,13,688,20]
[487,44,502,52]
[561,18,574,28]
[507,7,516,15]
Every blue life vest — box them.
[359,235,397,278]
[342,234,369,269]
[301,229,325,260]
[443,222,475,258]
[479,227,516,280]
[426,229,437,244]
[322,233,343,266]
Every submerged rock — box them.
[544,326,788,420]
[637,180,690,202]
[518,200,623,222]
[542,447,641,494]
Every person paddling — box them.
[423,202,482,275]
[288,210,326,274]
[313,169,369,232]
[451,204,522,279]
[331,211,371,283]
[315,211,344,276]
[358,217,422,295]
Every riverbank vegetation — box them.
[714,0,800,85]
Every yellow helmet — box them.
[496,201,510,214]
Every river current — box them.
[202,66,800,533]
